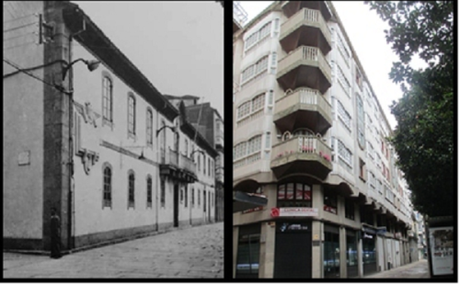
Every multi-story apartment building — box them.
[233,1,414,279]
[4,1,217,253]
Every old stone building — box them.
[4,1,217,252]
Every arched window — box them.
[103,164,112,208]
[146,108,153,146]
[102,75,113,122]
[128,171,135,208]
[146,175,152,208]
[128,93,136,136]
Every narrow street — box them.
[363,259,430,279]
[3,222,223,279]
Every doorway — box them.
[274,221,312,278]
[174,183,179,227]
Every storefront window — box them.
[277,182,312,207]
[346,231,358,277]
[236,226,260,279]
[362,235,377,274]
[324,192,338,214]
[345,199,355,220]
[324,230,340,278]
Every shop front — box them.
[346,229,358,277]
[274,220,312,278]
[362,226,377,275]
[235,223,261,279]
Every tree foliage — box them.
[365,1,454,217]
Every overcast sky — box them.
[239,1,428,130]
[72,1,223,117]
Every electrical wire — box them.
[3,22,37,33]
[3,58,67,79]
[3,40,38,51]
[3,31,36,42]
[3,58,71,95]
[2,12,38,24]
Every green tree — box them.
[365,1,454,217]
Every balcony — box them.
[271,135,332,180]
[281,1,332,22]
[273,87,332,135]
[160,148,197,183]
[277,46,331,94]
[280,8,331,55]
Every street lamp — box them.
[62,58,101,80]
[124,145,147,160]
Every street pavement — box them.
[3,222,223,279]
[363,259,430,278]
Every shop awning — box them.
[233,191,267,213]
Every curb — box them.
[3,222,217,257]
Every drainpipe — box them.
[155,111,159,231]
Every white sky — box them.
[72,1,223,117]
[239,1,428,130]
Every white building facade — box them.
[233,1,414,279]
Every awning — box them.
[233,191,267,213]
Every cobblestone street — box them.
[363,259,430,279]
[3,222,223,279]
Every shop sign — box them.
[278,222,309,232]
[271,207,318,217]
[363,233,374,239]
[242,206,263,214]
[362,226,376,235]
[429,226,454,276]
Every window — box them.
[185,185,188,208]
[336,31,350,63]
[146,176,152,208]
[277,183,312,207]
[208,158,211,177]
[337,65,351,96]
[146,108,153,146]
[359,158,366,181]
[191,187,195,207]
[180,187,184,203]
[247,135,262,155]
[356,95,365,148]
[237,101,251,119]
[241,55,269,85]
[337,139,352,172]
[203,155,206,174]
[103,165,112,208]
[244,20,272,51]
[236,227,260,279]
[197,154,201,171]
[198,189,201,206]
[324,192,338,214]
[203,190,206,212]
[252,93,265,112]
[345,200,355,220]
[355,67,363,90]
[337,100,351,130]
[102,76,113,122]
[160,178,165,207]
[128,171,135,208]
[369,171,376,189]
[128,94,136,136]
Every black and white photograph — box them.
[3,0,223,279]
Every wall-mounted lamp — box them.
[156,125,176,137]
[62,58,101,80]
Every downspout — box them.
[155,110,160,231]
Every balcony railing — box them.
[271,135,332,179]
[274,87,332,128]
[181,153,196,174]
[280,7,331,47]
[277,46,332,90]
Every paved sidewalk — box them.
[3,222,223,279]
[364,259,430,278]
